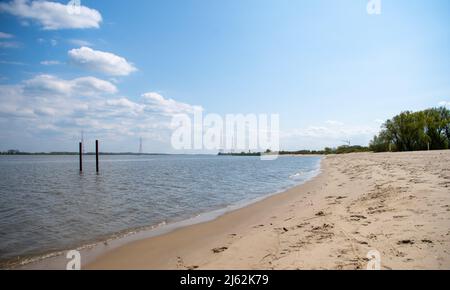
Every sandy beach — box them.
[86,151,450,270]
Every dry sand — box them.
[87,151,450,270]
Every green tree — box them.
[370,107,450,152]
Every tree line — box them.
[370,107,450,152]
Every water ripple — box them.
[0,155,321,264]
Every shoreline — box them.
[13,151,450,269]
[86,162,328,270]
[14,157,322,270]
[87,151,450,270]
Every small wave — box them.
[289,172,303,179]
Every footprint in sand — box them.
[421,239,433,244]
[349,214,367,222]
[367,234,377,240]
[315,211,326,217]
[296,222,310,229]
[253,224,265,228]
[212,247,228,254]
[177,256,198,270]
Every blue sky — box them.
[0,0,449,153]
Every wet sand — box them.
[87,151,450,270]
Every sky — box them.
[0,0,449,153]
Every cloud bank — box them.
[0,0,102,30]
[68,47,137,76]
[0,75,203,151]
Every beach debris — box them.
[212,247,228,254]
[393,215,408,219]
[315,211,325,217]
[309,223,335,242]
[311,223,334,231]
[397,239,415,245]
[283,227,289,232]
[350,214,367,219]
[421,239,433,244]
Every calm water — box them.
[0,155,321,265]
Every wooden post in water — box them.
[96,140,99,173]
[79,142,83,172]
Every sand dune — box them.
[87,151,450,270]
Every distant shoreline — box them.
[1,152,185,156]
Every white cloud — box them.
[142,92,203,115]
[0,60,25,65]
[325,120,344,126]
[0,0,102,30]
[0,76,202,151]
[40,60,61,66]
[0,41,20,48]
[23,74,118,96]
[36,37,60,47]
[105,98,145,116]
[281,120,379,149]
[68,39,92,47]
[438,101,450,107]
[68,47,137,76]
[283,124,378,139]
[0,32,14,39]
